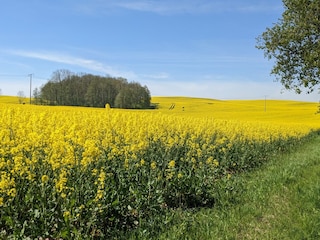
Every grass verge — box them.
[129,133,320,240]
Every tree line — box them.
[34,69,152,109]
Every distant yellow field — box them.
[151,96,320,129]
[1,95,319,128]
[1,95,319,127]
[0,95,23,104]
[1,95,319,237]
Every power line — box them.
[0,74,28,78]
[0,73,48,80]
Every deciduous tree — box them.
[40,70,151,109]
[17,91,26,104]
[257,0,320,94]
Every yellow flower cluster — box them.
[94,168,106,201]
[0,171,16,205]
[0,98,318,207]
[0,96,319,236]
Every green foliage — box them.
[257,0,320,94]
[0,130,311,239]
[39,70,151,109]
[148,133,320,240]
[114,82,151,109]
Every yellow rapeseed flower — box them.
[0,96,319,228]
[168,160,175,168]
[213,159,219,167]
[41,174,49,183]
[206,156,214,165]
[61,193,67,198]
[8,188,16,198]
[150,161,157,170]
[140,159,145,166]
[63,211,71,219]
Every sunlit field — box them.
[0,95,319,238]
[152,96,320,126]
[0,95,25,104]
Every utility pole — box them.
[28,74,33,104]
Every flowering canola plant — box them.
[0,97,319,238]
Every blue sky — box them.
[0,0,319,101]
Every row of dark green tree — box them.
[35,69,152,109]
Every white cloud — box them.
[115,1,166,13]
[6,49,137,79]
[3,50,318,102]
[75,0,282,15]
[140,72,169,79]
[237,4,283,13]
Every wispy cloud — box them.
[236,4,283,13]
[115,1,168,13]
[140,72,170,79]
[6,49,137,79]
[75,0,282,15]
[128,0,280,14]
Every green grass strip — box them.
[150,134,320,240]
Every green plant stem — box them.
[152,134,320,240]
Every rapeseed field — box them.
[0,95,319,238]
